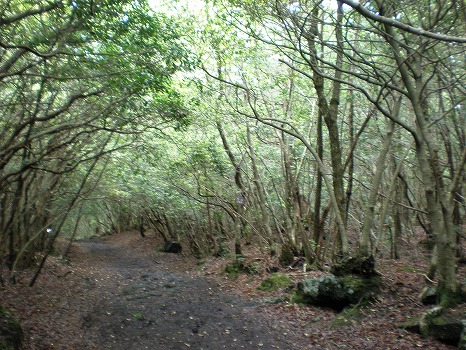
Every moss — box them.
[398,266,426,274]
[223,259,253,278]
[331,306,363,327]
[438,285,464,308]
[340,274,382,299]
[257,273,293,292]
[224,257,263,278]
[245,261,262,275]
[0,306,23,350]
[400,309,466,348]
[291,291,307,305]
[398,316,422,334]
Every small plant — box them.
[132,313,143,319]
[224,261,243,279]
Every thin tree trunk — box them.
[29,137,111,287]
[216,121,245,257]
[305,3,347,257]
[359,119,396,256]
[246,125,273,243]
[312,108,324,264]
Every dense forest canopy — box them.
[0,0,464,309]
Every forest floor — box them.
[0,230,463,349]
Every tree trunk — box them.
[312,106,324,264]
[216,121,246,256]
[305,3,348,258]
[246,125,273,243]
[359,119,395,256]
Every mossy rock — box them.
[459,320,466,350]
[257,273,293,292]
[428,314,463,346]
[0,306,23,350]
[331,306,364,327]
[400,307,466,348]
[331,255,377,277]
[398,316,422,334]
[420,286,438,305]
[292,273,381,311]
[421,283,466,308]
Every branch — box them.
[0,41,67,59]
[0,1,64,26]
[340,0,466,43]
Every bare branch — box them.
[340,0,466,43]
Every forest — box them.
[0,0,465,349]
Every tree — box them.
[336,0,466,307]
[0,0,191,279]
[204,0,464,307]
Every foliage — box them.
[223,260,243,279]
[0,0,192,273]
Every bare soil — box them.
[0,230,462,349]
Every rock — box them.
[163,241,182,254]
[460,320,466,350]
[266,266,280,273]
[331,255,378,277]
[0,306,23,350]
[427,315,463,346]
[292,273,381,311]
[400,307,466,348]
[398,316,422,334]
[420,286,438,305]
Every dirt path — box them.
[1,231,457,350]
[73,235,302,350]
